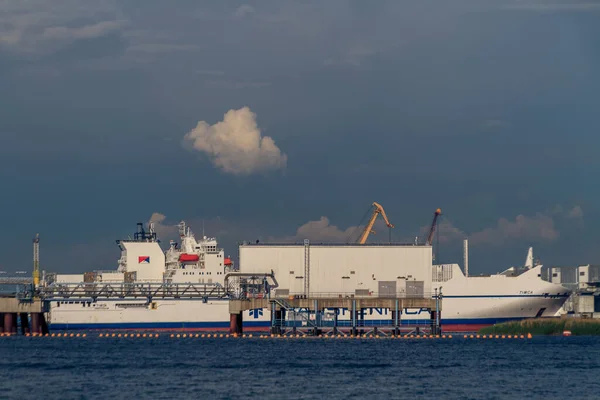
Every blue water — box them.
[1,334,599,399]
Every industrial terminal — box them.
[0,202,584,336]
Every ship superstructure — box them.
[43,221,243,330]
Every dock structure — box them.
[230,294,442,336]
[0,297,48,335]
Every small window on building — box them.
[552,273,558,277]
[580,271,586,276]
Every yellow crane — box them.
[33,233,40,287]
[357,202,394,244]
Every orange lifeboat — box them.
[224,257,233,266]
[179,253,200,262]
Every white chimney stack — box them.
[463,238,469,277]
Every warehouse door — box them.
[406,281,424,297]
[378,281,396,298]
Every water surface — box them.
[1,334,597,399]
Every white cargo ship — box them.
[44,222,571,332]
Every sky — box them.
[0,0,597,275]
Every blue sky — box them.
[0,0,597,274]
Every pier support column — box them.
[41,314,49,335]
[11,313,18,334]
[19,313,30,334]
[4,313,15,333]
[229,313,243,335]
[333,308,338,334]
[394,300,400,336]
[31,313,41,335]
[272,310,283,335]
[430,310,441,335]
[359,308,365,335]
[0,313,4,332]
[351,300,357,336]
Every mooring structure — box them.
[229,290,442,336]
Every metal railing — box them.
[279,319,434,328]
[0,277,34,285]
[270,298,318,329]
[267,291,437,299]
[38,282,230,300]
[239,242,428,247]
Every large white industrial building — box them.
[239,242,433,298]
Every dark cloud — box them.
[0,0,596,274]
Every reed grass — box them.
[478,318,600,335]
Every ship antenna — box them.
[202,219,205,237]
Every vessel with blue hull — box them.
[43,222,572,332]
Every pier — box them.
[0,278,49,335]
[0,297,48,335]
[229,294,442,336]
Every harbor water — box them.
[1,335,599,399]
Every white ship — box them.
[427,246,571,331]
[43,222,571,332]
[45,222,255,330]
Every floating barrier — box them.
[0,331,536,339]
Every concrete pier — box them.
[230,296,437,315]
[230,296,441,336]
[0,297,48,335]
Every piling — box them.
[31,313,41,334]
[229,313,243,335]
[19,313,30,334]
[0,297,47,335]
[4,313,15,333]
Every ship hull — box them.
[47,292,569,333]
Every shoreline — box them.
[477,317,600,336]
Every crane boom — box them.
[426,208,442,246]
[358,202,394,244]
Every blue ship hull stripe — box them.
[48,317,530,330]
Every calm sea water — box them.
[1,334,599,399]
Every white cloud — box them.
[235,5,256,18]
[42,20,125,41]
[127,43,202,54]
[469,213,559,245]
[273,217,358,242]
[420,219,467,245]
[148,212,179,239]
[427,205,586,246]
[0,1,126,56]
[566,205,584,219]
[183,107,287,176]
[271,216,400,243]
[324,39,398,67]
[196,69,225,76]
[205,79,271,89]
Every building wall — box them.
[98,272,125,282]
[55,274,84,283]
[239,244,432,297]
[577,294,595,313]
[123,242,165,281]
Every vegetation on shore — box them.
[478,318,600,336]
